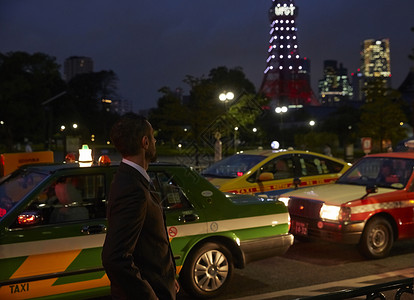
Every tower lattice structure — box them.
[260,0,319,107]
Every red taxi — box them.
[279,152,414,259]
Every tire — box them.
[358,217,394,259]
[180,242,234,299]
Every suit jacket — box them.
[102,162,176,299]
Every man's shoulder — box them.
[114,163,147,185]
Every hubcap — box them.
[369,225,388,253]
[194,249,229,292]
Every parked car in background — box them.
[279,152,414,259]
[0,161,293,299]
[202,149,351,197]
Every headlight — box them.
[320,204,351,222]
[278,196,290,206]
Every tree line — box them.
[0,50,411,157]
[0,51,119,152]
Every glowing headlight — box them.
[278,197,290,206]
[320,204,341,220]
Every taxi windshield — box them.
[202,154,266,178]
[337,157,414,189]
[0,170,48,219]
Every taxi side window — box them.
[149,171,191,210]
[251,156,295,181]
[13,174,106,227]
[299,155,344,176]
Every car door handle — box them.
[81,224,107,235]
[178,214,199,223]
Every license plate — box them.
[293,221,308,236]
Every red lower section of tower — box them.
[260,73,320,106]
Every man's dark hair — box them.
[110,113,151,157]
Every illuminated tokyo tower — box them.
[260,0,319,107]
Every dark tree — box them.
[0,51,66,150]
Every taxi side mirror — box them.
[258,172,274,181]
[17,211,42,226]
[361,185,378,199]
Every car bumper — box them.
[240,233,294,264]
[290,216,365,244]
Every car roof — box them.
[17,161,187,174]
[365,152,414,159]
[236,149,332,158]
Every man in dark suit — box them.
[102,113,179,299]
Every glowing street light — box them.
[219,91,234,102]
[275,106,288,148]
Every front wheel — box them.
[180,242,234,299]
[358,217,394,259]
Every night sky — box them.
[1,0,414,111]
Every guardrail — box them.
[300,278,413,300]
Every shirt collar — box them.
[122,158,150,182]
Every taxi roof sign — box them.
[0,151,54,176]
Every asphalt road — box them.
[177,239,414,300]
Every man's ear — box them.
[142,136,149,149]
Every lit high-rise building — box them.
[318,60,353,106]
[64,56,94,82]
[361,39,391,78]
[360,39,392,99]
[260,0,318,107]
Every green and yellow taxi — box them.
[0,162,293,299]
[202,149,351,197]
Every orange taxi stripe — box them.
[10,250,81,279]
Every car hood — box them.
[283,184,395,205]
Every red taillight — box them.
[237,172,243,177]
[98,155,111,166]
[65,153,76,163]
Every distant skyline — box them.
[1,0,414,111]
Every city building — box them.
[350,68,365,102]
[64,56,94,82]
[360,39,392,100]
[260,0,319,108]
[318,60,353,106]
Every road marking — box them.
[229,268,414,299]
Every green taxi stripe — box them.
[1,214,289,260]
[54,248,105,285]
[0,256,27,282]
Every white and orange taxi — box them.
[279,152,414,259]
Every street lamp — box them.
[219,91,234,111]
[219,91,234,102]
[275,106,288,148]
[234,126,239,153]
